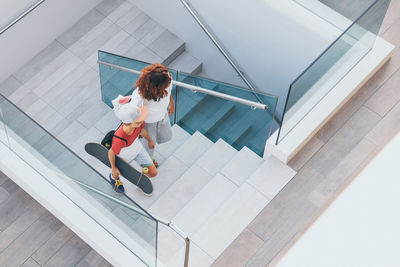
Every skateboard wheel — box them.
[143,167,149,174]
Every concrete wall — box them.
[129,0,337,115]
[0,0,101,83]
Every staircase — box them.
[0,0,296,266]
[113,125,294,266]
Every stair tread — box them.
[247,155,296,199]
[200,102,235,133]
[167,51,202,75]
[155,124,191,159]
[149,165,213,221]
[195,139,237,176]
[124,155,189,210]
[172,173,238,237]
[221,146,264,186]
[148,30,185,64]
[192,183,269,259]
[223,116,252,144]
[174,131,213,167]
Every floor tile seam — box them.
[0,188,32,227]
[363,80,400,120]
[189,239,216,262]
[55,13,116,55]
[380,16,400,36]
[131,17,159,40]
[244,180,272,202]
[0,196,42,253]
[361,102,384,119]
[0,207,50,258]
[30,257,42,266]
[44,235,92,267]
[7,74,25,91]
[32,228,76,266]
[308,91,374,163]
[369,60,400,94]
[263,230,305,267]
[36,63,93,108]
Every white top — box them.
[131,83,172,123]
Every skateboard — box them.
[85,142,153,196]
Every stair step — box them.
[106,1,135,23]
[148,30,185,65]
[95,0,125,17]
[85,30,130,69]
[27,51,80,95]
[13,41,66,84]
[166,242,214,267]
[167,51,202,75]
[221,146,264,186]
[155,124,191,159]
[176,93,208,123]
[69,16,120,60]
[195,139,237,176]
[156,225,185,265]
[192,183,269,259]
[172,173,238,237]
[123,155,188,210]
[174,131,213,167]
[57,9,106,48]
[223,117,252,145]
[247,155,296,199]
[200,102,235,133]
[149,164,212,221]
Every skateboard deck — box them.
[85,142,153,196]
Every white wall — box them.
[0,0,102,83]
[129,0,338,115]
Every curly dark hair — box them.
[135,63,172,102]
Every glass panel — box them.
[0,94,157,267]
[277,0,390,144]
[293,0,376,31]
[98,50,178,124]
[97,51,278,156]
[176,73,278,156]
[0,97,9,147]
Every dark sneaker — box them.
[152,159,159,168]
[109,173,125,193]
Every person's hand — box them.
[148,139,155,149]
[112,167,121,179]
[168,104,175,116]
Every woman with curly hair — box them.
[131,62,174,167]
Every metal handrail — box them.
[97,60,268,110]
[178,0,263,103]
[0,0,46,35]
[57,171,191,267]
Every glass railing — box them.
[293,0,377,31]
[0,93,157,267]
[176,73,277,156]
[98,50,278,156]
[276,0,390,144]
[98,50,178,125]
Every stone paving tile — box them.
[211,229,264,267]
[365,67,400,117]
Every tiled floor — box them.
[212,1,400,266]
[0,171,111,267]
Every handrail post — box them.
[184,237,190,267]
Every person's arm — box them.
[108,149,121,179]
[140,128,155,149]
[168,94,175,116]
